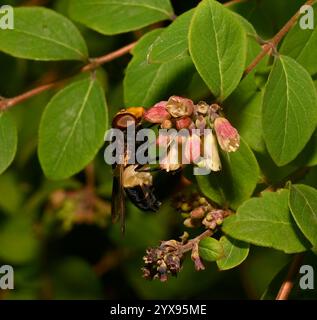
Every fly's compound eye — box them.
[112,112,137,130]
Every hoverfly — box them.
[111,107,161,233]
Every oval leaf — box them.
[0,7,88,61]
[148,9,194,64]
[226,77,266,153]
[216,236,249,270]
[0,112,17,175]
[39,78,108,179]
[262,55,317,166]
[223,189,310,254]
[189,0,247,101]
[69,0,174,35]
[124,30,194,107]
[199,237,224,262]
[196,139,260,210]
[289,184,317,247]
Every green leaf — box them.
[0,112,17,175]
[262,55,317,166]
[260,261,290,300]
[39,78,108,180]
[69,0,174,35]
[223,189,310,253]
[289,184,317,247]
[196,139,260,210]
[148,9,194,64]
[232,12,268,71]
[226,76,266,153]
[0,7,88,61]
[280,4,317,75]
[294,130,317,167]
[189,0,247,101]
[199,237,224,262]
[124,30,194,107]
[216,236,249,270]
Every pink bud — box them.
[175,116,193,130]
[214,117,240,152]
[166,96,194,118]
[195,115,206,133]
[143,101,170,123]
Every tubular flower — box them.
[214,117,240,152]
[198,131,221,172]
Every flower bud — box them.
[175,116,193,130]
[190,207,205,220]
[196,101,209,115]
[195,115,206,133]
[144,101,170,123]
[214,117,240,152]
[184,218,196,228]
[166,96,194,118]
[161,119,173,129]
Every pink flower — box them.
[143,101,170,123]
[214,117,240,152]
[175,116,193,130]
[166,96,194,118]
[184,134,201,164]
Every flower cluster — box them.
[143,96,240,172]
[142,240,184,282]
[174,192,232,230]
[142,192,233,281]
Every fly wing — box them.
[111,164,126,234]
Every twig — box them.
[276,253,305,300]
[81,42,136,72]
[244,0,314,76]
[0,42,136,111]
[0,0,312,111]
[85,163,95,191]
[180,229,213,253]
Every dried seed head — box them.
[142,241,183,281]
